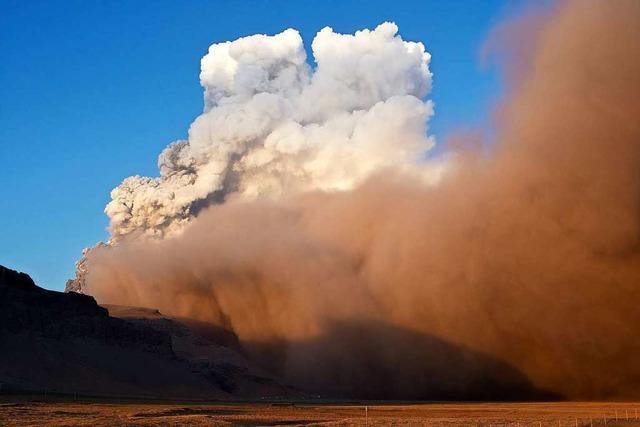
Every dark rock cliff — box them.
[0,265,294,399]
[0,266,171,354]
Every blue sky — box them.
[1,0,520,291]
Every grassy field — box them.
[2,397,640,426]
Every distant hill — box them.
[0,265,296,400]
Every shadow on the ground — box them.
[244,319,558,401]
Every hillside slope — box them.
[0,265,294,399]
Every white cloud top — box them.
[105,23,435,239]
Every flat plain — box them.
[2,397,640,426]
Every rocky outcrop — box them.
[1,265,171,356]
[0,265,295,399]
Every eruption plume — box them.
[78,0,640,399]
[105,22,437,240]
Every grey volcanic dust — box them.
[80,0,640,399]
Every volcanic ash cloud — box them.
[80,1,640,400]
[105,22,437,240]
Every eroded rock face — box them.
[0,265,296,399]
[0,266,39,291]
[0,265,171,353]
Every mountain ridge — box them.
[0,265,296,400]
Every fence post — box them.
[364,405,368,427]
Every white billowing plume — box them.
[105,22,435,240]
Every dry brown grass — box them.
[2,397,640,426]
